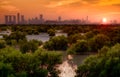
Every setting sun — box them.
[102,18,107,23]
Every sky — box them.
[0,0,120,24]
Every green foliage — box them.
[34,48,62,65]
[89,34,111,52]
[0,40,6,49]
[15,71,27,77]
[0,62,13,77]
[20,40,40,53]
[85,31,95,39]
[67,40,90,54]
[0,47,62,77]
[44,35,68,50]
[4,31,27,46]
[76,43,120,77]
[47,29,55,36]
[68,33,86,44]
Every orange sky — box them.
[0,0,120,23]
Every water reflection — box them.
[26,33,50,42]
[26,33,67,42]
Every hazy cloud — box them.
[0,5,19,12]
[44,0,103,8]
[0,1,10,5]
[45,0,80,8]
[0,0,19,12]
[82,0,101,4]
[112,4,120,7]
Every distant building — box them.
[9,15,12,24]
[5,15,9,24]
[39,14,44,23]
[17,13,20,24]
[13,15,16,24]
[58,16,61,22]
[5,13,27,24]
[4,13,91,25]
[21,15,25,24]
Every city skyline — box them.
[0,0,120,24]
[4,13,90,25]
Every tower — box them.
[17,13,20,24]
[9,15,12,24]
[5,15,9,24]
[58,16,61,22]
[13,15,16,24]
[40,14,43,20]
[86,16,88,22]
[21,15,25,24]
[39,14,44,23]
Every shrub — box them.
[67,40,90,54]
[20,40,40,53]
[88,34,111,52]
[44,36,68,50]
[76,44,120,77]
[0,40,6,49]
[47,29,55,36]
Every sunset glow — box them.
[102,18,107,23]
[0,0,120,24]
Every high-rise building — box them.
[4,13,27,24]
[17,13,20,24]
[5,15,9,24]
[86,16,89,24]
[39,14,44,23]
[58,16,61,22]
[13,15,16,24]
[21,15,25,24]
[9,15,12,24]
[40,14,43,20]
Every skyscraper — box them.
[39,14,44,23]
[40,14,43,20]
[58,16,61,22]
[5,15,9,24]
[13,15,16,24]
[17,13,20,24]
[21,15,25,24]
[9,15,12,24]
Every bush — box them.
[68,33,86,44]
[0,47,62,77]
[0,62,13,77]
[67,40,90,54]
[47,29,55,36]
[85,31,95,39]
[76,43,120,77]
[43,36,68,50]
[0,40,6,49]
[88,34,111,52]
[20,40,40,53]
[4,31,27,46]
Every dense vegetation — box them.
[76,44,120,77]
[0,24,120,77]
[0,47,62,77]
[43,35,68,50]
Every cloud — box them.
[44,0,103,8]
[0,0,20,12]
[82,0,101,4]
[94,12,120,17]
[103,12,120,15]
[0,5,19,12]
[112,4,120,7]
[45,0,81,8]
[0,1,10,5]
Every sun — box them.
[102,17,107,23]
